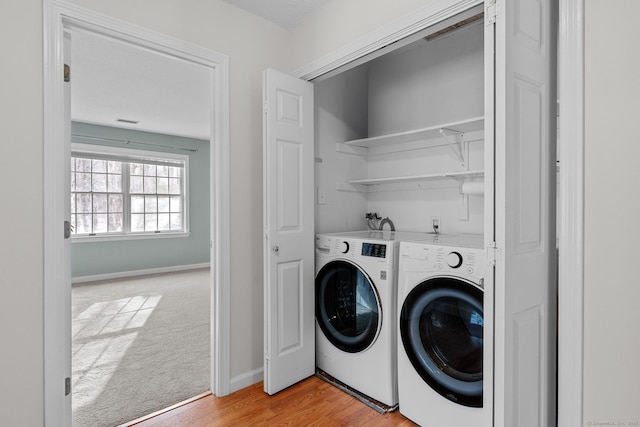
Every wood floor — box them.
[131,376,417,426]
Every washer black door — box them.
[316,260,381,353]
[400,277,483,407]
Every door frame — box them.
[557,0,585,425]
[43,1,231,424]
[290,0,584,424]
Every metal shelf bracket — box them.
[440,127,466,167]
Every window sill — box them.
[71,231,191,243]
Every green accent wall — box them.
[71,122,210,277]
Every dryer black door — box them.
[400,277,483,407]
[316,260,381,353]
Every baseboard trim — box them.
[72,263,210,284]
[230,367,264,394]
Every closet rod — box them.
[71,134,199,153]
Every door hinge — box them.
[487,242,501,266]
[64,220,72,239]
[65,377,71,396]
[263,102,269,115]
[486,0,502,25]
[64,64,70,82]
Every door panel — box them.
[513,76,543,251]
[277,139,302,231]
[277,260,303,353]
[263,68,315,395]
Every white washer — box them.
[315,230,436,407]
[397,234,492,426]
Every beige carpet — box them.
[72,269,210,427]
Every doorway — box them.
[68,25,214,425]
[43,3,231,425]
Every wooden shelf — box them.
[342,116,484,149]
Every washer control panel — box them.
[400,240,485,281]
[435,247,477,275]
[446,251,463,268]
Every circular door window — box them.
[316,260,382,353]
[400,277,484,407]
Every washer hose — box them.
[379,217,395,231]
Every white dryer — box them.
[397,234,492,426]
[315,230,435,408]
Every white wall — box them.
[288,0,433,71]
[0,2,44,425]
[314,66,369,233]
[583,0,640,424]
[314,20,484,235]
[367,22,484,136]
[365,21,484,234]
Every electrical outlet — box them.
[431,216,441,233]
[317,186,326,205]
[317,191,326,205]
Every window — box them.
[71,143,189,239]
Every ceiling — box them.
[71,28,213,141]
[70,2,329,140]
[223,0,330,29]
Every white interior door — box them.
[492,0,558,426]
[262,68,315,395]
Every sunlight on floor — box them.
[72,295,162,408]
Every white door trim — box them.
[43,1,231,424]
[558,0,584,425]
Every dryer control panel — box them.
[316,235,356,256]
[315,234,397,268]
[361,242,387,258]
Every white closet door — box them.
[262,68,315,395]
[492,0,558,426]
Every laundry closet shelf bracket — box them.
[336,182,370,193]
[440,127,466,167]
[335,143,368,156]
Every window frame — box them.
[71,142,190,242]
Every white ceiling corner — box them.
[223,0,330,29]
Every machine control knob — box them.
[447,251,463,268]
[339,241,350,254]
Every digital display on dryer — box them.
[362,243,387,258]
